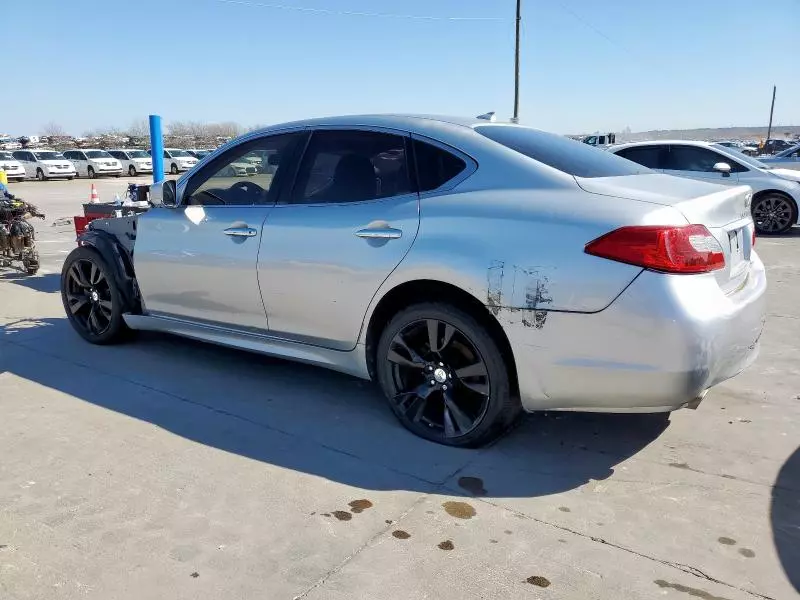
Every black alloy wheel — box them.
[377,303,519,447]
[61,247,127,344]
[752,194,796,234]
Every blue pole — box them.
[149,114,164,183]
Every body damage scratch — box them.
[486,260,505,315]
[487,262,554,328]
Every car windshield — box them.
[86,150,113,159]
[128,150,149,159]
[476,125,649,178]
[710,144,771,169]
[169,150,191,158]
[0,152,13,160]
[33,151,64,160]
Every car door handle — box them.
[223,226,257,237]
[355,227,402,240]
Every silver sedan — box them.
[60,115,767,447]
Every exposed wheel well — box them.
[365,279,519,397]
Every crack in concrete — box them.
[473,498,777,600]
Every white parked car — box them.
[610,140,800,234]
[107,149,153,177]
[150,148,198,174]
[12,149,76,181]
[0,151,27,181]
[63,149,123,178]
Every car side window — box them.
[667,145,735,172]
[292,130,411,204]
[184,133,300,207]
[413,139,467,191]
[615,146,666,169]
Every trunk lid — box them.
[576,173,754,293]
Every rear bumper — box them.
[504,253,767,412]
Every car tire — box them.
[752,193,797,235]
[35,168,45,181]
[67,177,74,181]
[129,165,137,177]
[376,302,521,448]
[87,166,95,179]
[170,163,179,175]
[60,246,129,345]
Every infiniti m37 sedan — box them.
[60,115,766,447]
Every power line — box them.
[211,0,507,21]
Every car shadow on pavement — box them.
[0,271,61,293]
[772,445,800,593]
[1,316,669,500]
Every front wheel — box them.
[376,302,520,448]
[170,163,179,175]
[129,165,137,177]
[87,166,95,179]
[36,168,45,181]
[752,193,797,235]
[60,247,128,344]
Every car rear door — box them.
[662,144,741,185]
[133,131,304,332]
[257,127,420,350]
[614,145,668,171]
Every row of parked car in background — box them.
[0,148,214,181]
[608,139,800,234]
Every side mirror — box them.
[713,162,732,176]
[150,179,179,208]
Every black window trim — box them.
[409,132,477,195]
[286,125,418,207]
[179,129,306,207]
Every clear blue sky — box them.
[4,0,799,136]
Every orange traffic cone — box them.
[89,183,99,204]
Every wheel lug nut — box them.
[439,362,444,366]
[430,380,435,386]
[442,385,448,391]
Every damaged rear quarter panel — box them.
[382,189,658,317]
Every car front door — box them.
[662,144,741,184]
[258,127,420,350]
[133,131,304,332]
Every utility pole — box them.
[512,0,521,123]
[765,85,776,148]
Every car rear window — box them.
[475,125,650,178]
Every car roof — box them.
[248,114,501,137]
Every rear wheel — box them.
[61,247,128,344]
[376,302,520,448]
[129,165,137,177]
[752,193,797,234]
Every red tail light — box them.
[752,228,756,248]
[585,225,725,274]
